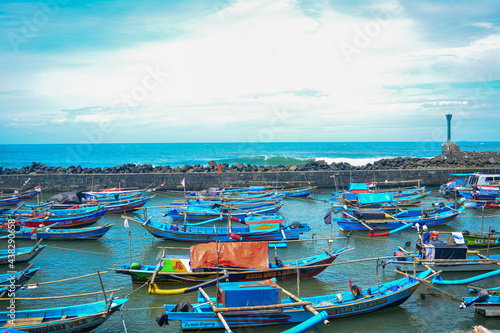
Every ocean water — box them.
[1,141,499,169]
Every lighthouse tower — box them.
[441,113,460,154]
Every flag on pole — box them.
[180,177,186,188]
[330,174,335,178]
[367,181,374,187]
[324,212,332,225]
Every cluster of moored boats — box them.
[0,185,159,332]
[0,174,499,332]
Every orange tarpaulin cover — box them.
[190,241,269,269]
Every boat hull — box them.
[142,220,310,243]
[0,224,114,240]
[0,299,128,333]
[3,207,109,229]
[391,255,500,272]
[0,245,46,265]
[336,211,460,231]
[115,250,342,284]
[463,234,500,248]
[165,273,427,330]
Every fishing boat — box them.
[462,230,500,248]
[165,204,284,222]
[461,292,500,317]
[112,242,351,284]
[0,267,40,297]
[342,183,426,198]
[83,188,154,203]
[0,206,109,228]
[332,191,430,209]
[439,173,500,195]
[102,195,154,213]
[383,232,500,272]
[0,241,46,265]
[284,186,318,198]
[0,187,42,206]
[335,206,465,231]
[137,216,310,243]
[160,270,432,330]
[170,197,284,215]
[43,190,154,213]
[0,224,114,240]
[0,298,128,332]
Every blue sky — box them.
[1,0,499,144]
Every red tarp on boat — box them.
[190,241,269,269]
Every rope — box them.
[120,306,165,311]
[124,281,150,298]
[47,246,106,255]
[120,309,128,333]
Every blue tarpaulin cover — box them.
[357,193,394,204]
[219,280,281,307]
[347,183,369,191]
[344,193,358,201]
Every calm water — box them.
[5,189,500,333]
[1,141,499,169]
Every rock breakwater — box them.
[1,151,499,175]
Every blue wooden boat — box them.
[0,242,46,265]
[335,206,465,231]
[0,206,109,229]
[46,191,154,213]
[0,298,128,332]
[165,204,284,221]
[171,197,284,214]
[139,217,310,242]
[461,293,500,317]
[384,232,500,272]
[0,224,114,240]
[112,244,351,284]
[0,187,42,206]
[0,267,39,297]
[83,189,152,203]
[332,192,430,209]
[161,270,431,330]
[284,186,318,197]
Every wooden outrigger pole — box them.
[199,287,232,333]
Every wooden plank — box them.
[3,317,44,327]
[214,301,311,313]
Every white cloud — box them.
[1,0,499,143]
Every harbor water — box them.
[5,189,500,333]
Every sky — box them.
[0,0,499,144]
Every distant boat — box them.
[0,206,109,228]
[0,224,114,240]
[139,216,310,243]
[284,186,318,197]
[165,204,284,222]
[0,186,42,206]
